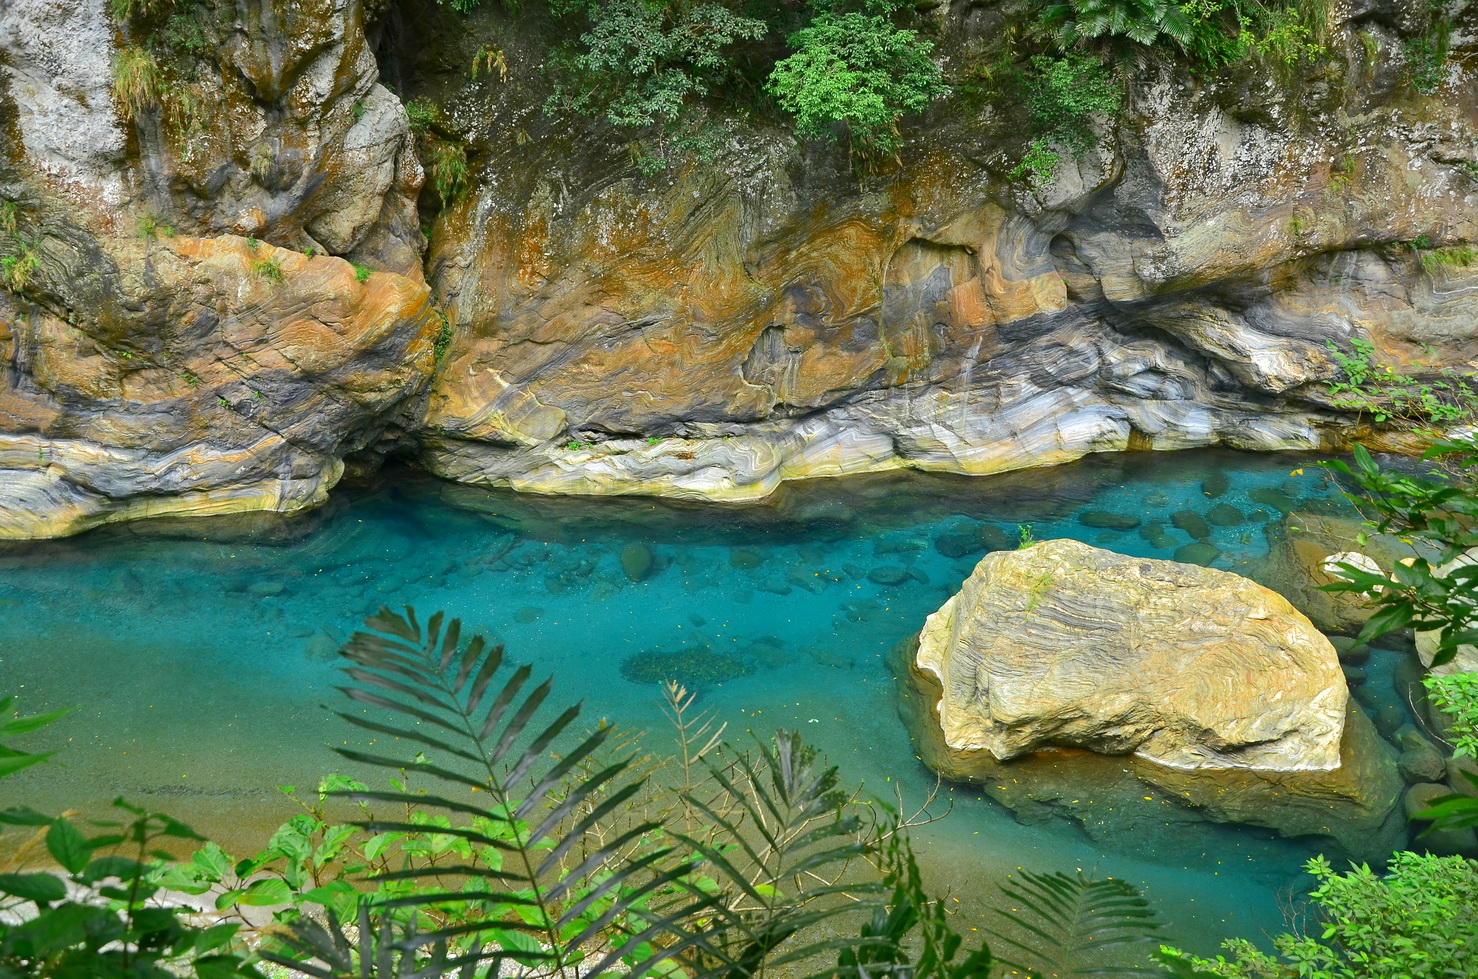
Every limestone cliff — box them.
[3,0,1477,533]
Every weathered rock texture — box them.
[0,0,432,535]
[904,643,1405,862]
[4,0,1478,531]
[414,0,1478,503]
[914,538,1349,769]
[0,237,436,537]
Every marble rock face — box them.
[914,538,1348,770]
[0,237,437,538]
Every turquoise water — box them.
[0,449,1407,955]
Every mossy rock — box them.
[1248,488,1297,513]
[1201,472,1230,498]
[1137,520,1176,550]
[1173,542,1221,566]
[1205,503,1245,527]
[728,546,764,569]
[620,543,654,581]
[620,645,754,686]
[1171,510,1212,540]
[1078,510,1141,530]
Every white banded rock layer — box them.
[914,539,1348,771]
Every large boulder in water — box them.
[904,539,1405,860]
[915,538,1348,770]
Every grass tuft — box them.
[112,46,162,121]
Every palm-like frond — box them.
[274,607,707,978]
[671,731,888,979]
[991,870,1161,977]
[261,905,484,979]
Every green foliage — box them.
[1404,0,1452,95]
[1320,440,1478,666]
[136,212,176,239]
[1425,671,1478,759]
[549,0,766,132]
[1029,0,1325,68]
[248,607,994,978]
[1418,244,1477,274]
[352,262,372,284]
[1323,337,1478,427]
[250,256,286,284]
[404,99,470,208]
[0,695,74,779]
[1010,52,1121,185]
[1317,436,1478,834]
[1031,0,1196,50]
[766,11,947,158]
[112,46,163,121]
[0,241,41,294]
[990,869,1160,977]
[433,311,454,361]
[1155,852,1478,979]
[0,802,262,979]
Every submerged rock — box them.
[867,565,911,586]
[914,539,1349,769]
[1077,510,1141,530]
[1205,503,1245,526]
[619,645,753,687]
[1201,472,1230,498]
[1251,512,1414,632]
[1173,542,1221,566]
[906,540,1405,860]
[620,544,654,582]
[1170,510,1212,541]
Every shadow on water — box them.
[0,448,1404,956]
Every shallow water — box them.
[0,449,1409,957]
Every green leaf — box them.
[0,703,77,737]
[46,819,92,875]
[0,871,67,903]
[239,877,292,906]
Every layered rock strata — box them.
[0,237,436,538]
[4,0,1478,531]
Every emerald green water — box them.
[0,450,1413,956]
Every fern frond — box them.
[991,869,1161,977]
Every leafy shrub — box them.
[1031,0,1325,68]
[549,0,766,130]
[351,262,372,284]
[1010,51,1121,185]
[766,11,947,158]
[404,99,471,208]
[1156,852,1478,979]
[1323,337,1478,427]
[0,242,41,293]
[1030,0,1196,50]
[1426,671,1478,759]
